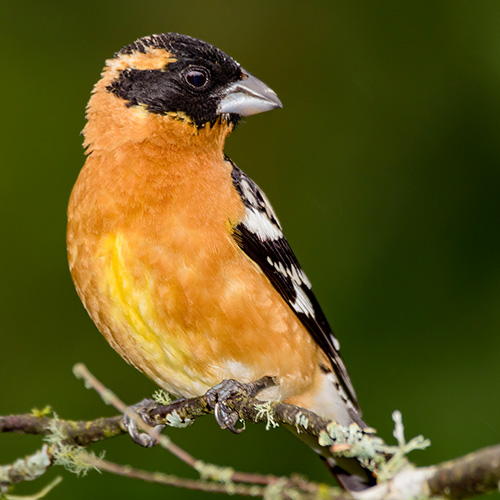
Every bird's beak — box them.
[217,71,283,116]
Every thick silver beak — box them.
[217,71,283,116]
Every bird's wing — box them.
[228,158,360,410]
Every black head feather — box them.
[107,33,243,128]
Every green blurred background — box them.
[2,1,500,498]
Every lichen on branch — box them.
[1,364,499,500]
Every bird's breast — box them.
[67,148,320,399]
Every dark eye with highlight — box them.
[185,68,209,89]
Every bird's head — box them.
[84,33,282,153]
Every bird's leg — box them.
[205,376,276,434]
[123,398,167,447]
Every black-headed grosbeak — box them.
[67,33,374,491]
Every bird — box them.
[67,33,375,491]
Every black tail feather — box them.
[321,456,376,492]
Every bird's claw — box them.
[123,398,166,447]
[214,401,243,433]
[206,379,254,434]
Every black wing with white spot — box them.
[228,158,360,410]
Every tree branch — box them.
[427,444,500,499]
[0,413,123,447]
[1,364,499,500]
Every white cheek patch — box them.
[242,207,283,241]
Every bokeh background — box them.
[2,1,500,499]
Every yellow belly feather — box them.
[99,232,212,396]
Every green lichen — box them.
[194,461,234,484]
[43,416,66,446]
[293,412,309,433]
[30,406,52,418]
[377,411,431,482]
[318,420,390,472]
[102,426,120,439]
[254,402,279,430]
[318,410,431,479]
[51,445,103,477]
[0,446,51,484]
[152,389,173,406]
[262,478,289,500]
[43,416,102,476]
[165,410,193,428]
[318,430,334,447]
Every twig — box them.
[427,444,500,499]
[4,476,63,500]
[2,364,500,499]
[73,364,339,493]
[0,413,123,447]
[82,450,266,497]
[82,451,347,499]
[0,446,52,487]
[73,363,197,468]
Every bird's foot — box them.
[206,379,249,434]
[205,377,276,434]
[123,398,166,447]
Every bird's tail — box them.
[288,425,376,492]
[285,369,378,492]
[321,456,376,492]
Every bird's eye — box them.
[185,69,209,89]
